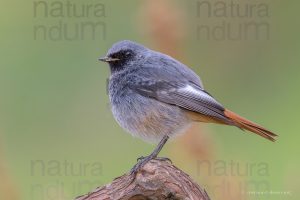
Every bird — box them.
[99,40,277,174]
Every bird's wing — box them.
[146,52,204,88]
[130,79,231,124]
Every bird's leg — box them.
[130,135,169,174]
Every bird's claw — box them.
[136,156,145,162]
[155,157,172,163]
[130,156,172,175]
[130,155,152,175]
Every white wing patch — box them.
[180,85,203,95]
[178,85,220,105]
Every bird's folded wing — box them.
[130,80,231,123]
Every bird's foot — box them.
[130,154,154,175]
[136,156,145,162]
[154,156,172,163]
[131,156,172,175]
[130,135,170,175]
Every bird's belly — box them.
[111,94,191,143]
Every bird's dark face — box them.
[99,40,147,73]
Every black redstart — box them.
[99,40,277,173]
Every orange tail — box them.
[224,109,277,142]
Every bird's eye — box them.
[109,50,133,61]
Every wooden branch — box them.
[75,159,210,200]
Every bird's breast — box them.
[109,87,191,143]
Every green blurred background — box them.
[1,0,299,199]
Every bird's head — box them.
[99,40,148,73]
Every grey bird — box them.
[99,40,277,173]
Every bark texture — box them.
[75,159,210,200]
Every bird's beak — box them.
[98,56,120,62]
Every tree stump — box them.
[75,159,210,200]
